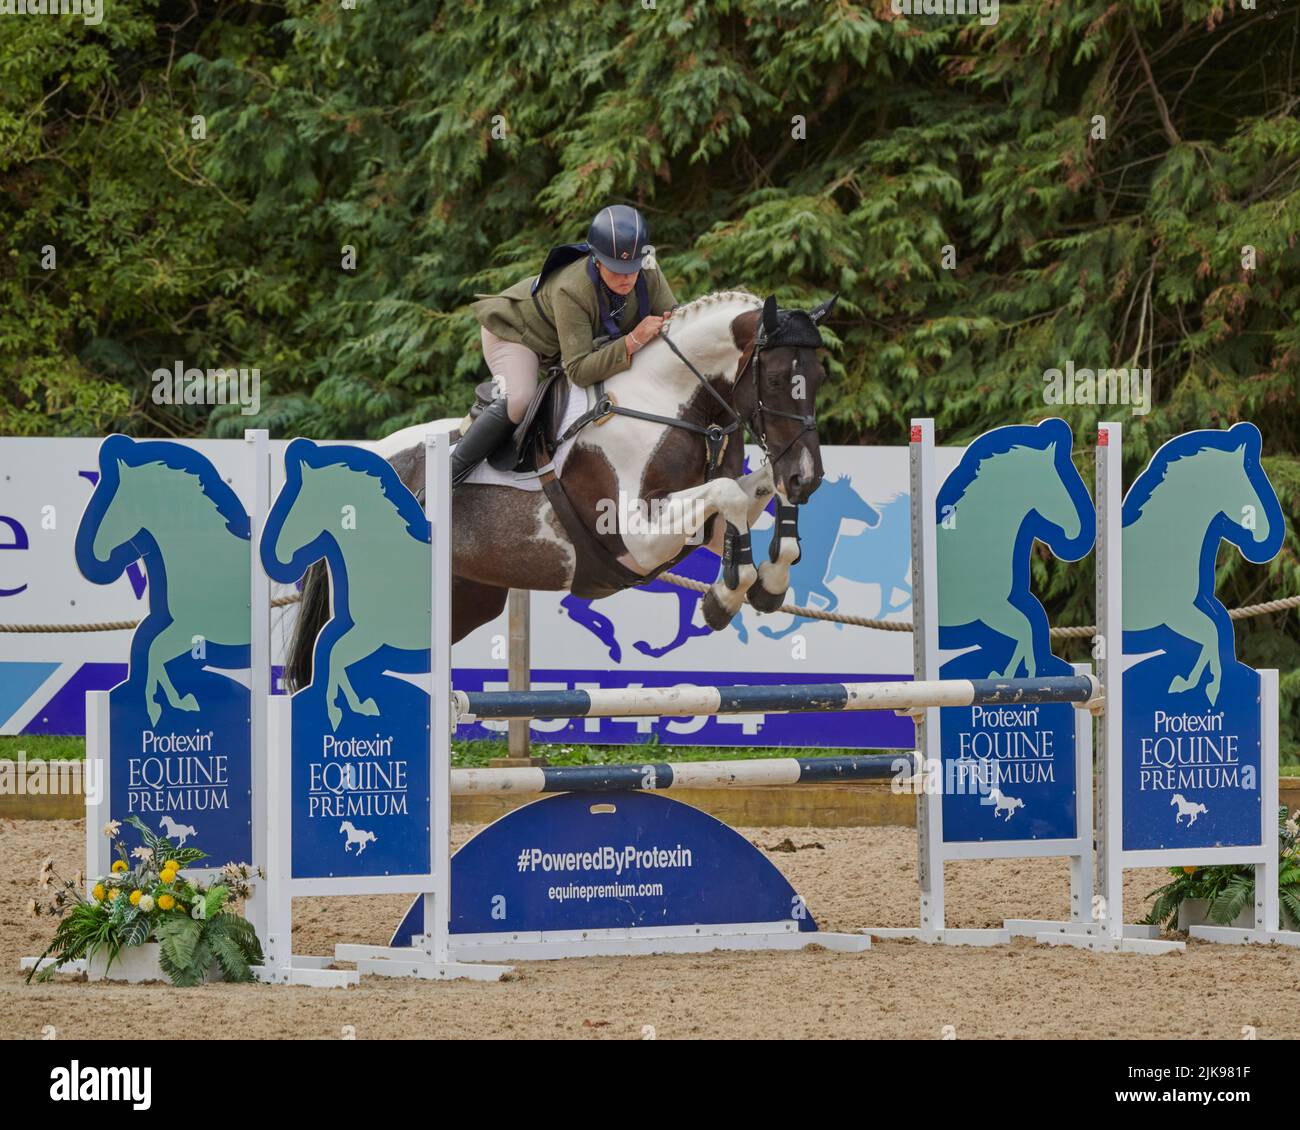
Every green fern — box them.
[156,915,201,970]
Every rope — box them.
[652,574,1300,639]
[658,571,911,631]
[2,586,1298,638]
[0,594,302,633]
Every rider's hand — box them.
[627,314,666,354]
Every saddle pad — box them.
[460,379,590,492]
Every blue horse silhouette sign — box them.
[934,419,1096,843]
[1120,423,1284,851]
[75,435,253,865]
[260,439,433,880]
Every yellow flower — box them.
[107,888,120,901]
[111,860,128,874]
[161,862,179,879]
[129,889,142,906]
[92,882,105,901]
[158,894,175,911]
[1183,866,1198,875]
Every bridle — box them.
[656,310,821,478]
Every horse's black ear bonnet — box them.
[756,293,837,350]
[761,310,824,349]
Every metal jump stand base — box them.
[1187,924,1300,948]
[254,932,512,987]
[864,926,1011,946]
[1038,924,1184,955]
[338,922,869,965]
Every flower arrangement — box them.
[27,815,263,986]
[1142,807,1300,932]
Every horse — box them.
[262,440,432,730]
[158,816,197,845]
[559,545,724,662]
[76,436,252,726]
[339,821,377,854]
[988,788,1024,822]
[1122,424,1279,706]
[935,420,1095,680]
[826,493,912,615]
[285,291,834,693]
[1170,794,1208,827]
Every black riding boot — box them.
[451,398,515,486]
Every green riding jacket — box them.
[471,257,676,388]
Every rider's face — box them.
[597,262,640,295]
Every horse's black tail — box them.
[285,561,330,693]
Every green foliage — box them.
[1143,808,1300,931]
[3,1,1299,739]
[154,899,261,986]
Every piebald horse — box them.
[285,290,833,689]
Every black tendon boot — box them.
[450,398,515,486]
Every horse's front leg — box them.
[625,479,759,632]
[751,496,801,613]
[724,464,798,614]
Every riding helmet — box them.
[587,205,651,275]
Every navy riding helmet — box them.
[587,204,650,275]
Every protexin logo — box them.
[49,1061,152,1110]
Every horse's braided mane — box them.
[667,289,761,324]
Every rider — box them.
[455,204,677,485]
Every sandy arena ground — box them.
[4,816,1299,1040]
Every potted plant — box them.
[27,815,263,986]
[1142,807,1300,933]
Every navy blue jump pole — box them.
[453,675,1102,722]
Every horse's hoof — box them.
[700,589,734,631]
[357,698,379,716]
[177,694,199,712]
[746,583,786,613]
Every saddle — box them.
[466,368,571,474]
[458,371,656,597]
